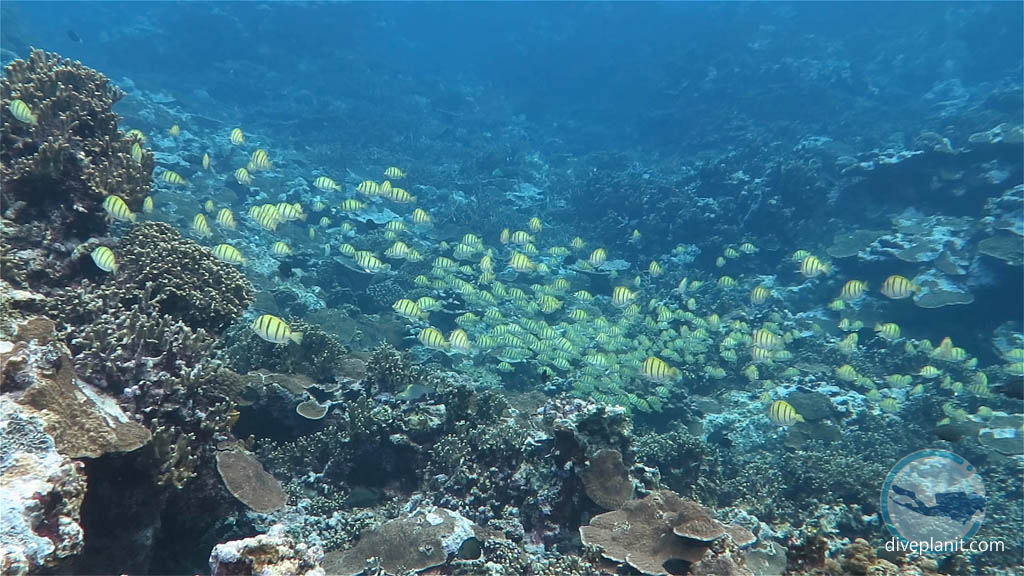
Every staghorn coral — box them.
[0,49,152,209]
[48,226,249,489]
[0,49,153,289]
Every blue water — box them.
[2,2,1022,575]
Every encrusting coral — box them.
[579,489,755,576]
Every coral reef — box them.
[114,222,254,333]
[209,524,324,576]
[0,49,153,289]
[580,448,633,510]
[0,398,87,576]
[216,446,288,513]
[2,313,151,458]
[222,318,350,382]
[579,489,754,576]
[322,506,480,575]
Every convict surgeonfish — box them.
[881,275,920,299]
[768,400,804,426]
[384,166,406,179]
[9,99,37,124]
[251,314,303,345]
[102,195,136,223]
[211,244,246,265]
[90,246,117,272]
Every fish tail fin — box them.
[796,414,805,423]
[290,332,304,345]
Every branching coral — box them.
[0,50,153,289]
[116,223,253,333]
[222,319,349,382]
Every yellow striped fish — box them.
[418,327,448,350]
[131,141,144,164]
[649,261,663,277]
[768,400,804,426]
[799,255,831,277]
[234,167,252,185]
[841,280,868,300]
[252,205,279,231]
[642,356,679,383]
[874,322,900,341]
[449,328,471,353]
[881,275,920,299]
[202,153,210,170]
[384,241,412,259]
[750,285,771,305]
[211,244,246,265]
[90,246,117,273]
[354,251,388,272]
[249,148,271,171]
[230,128,245,145]
[102,195,136,223]
[411,208,431,224]
[393,298,427,321]
[215,208,236,230]
[270,241,292,256]
[388,187,415,203]
[589,248,607,267]
[340,199,366,211]
[191,213,212,238]
[357,180,380,196]
[508,252,534,273]
[9,99,37,124]
[338,243,356,257]
[276,202,306,221]
[528,216,543,233]
[752,329,783,350]
[611,285,636,308]
[142,196,154,214]
[384,166,406,179]
[162,170,187,186]
[168,124,180,137]
[251,314,303,345]
[505,230,529,245]
[313,176,340,192]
